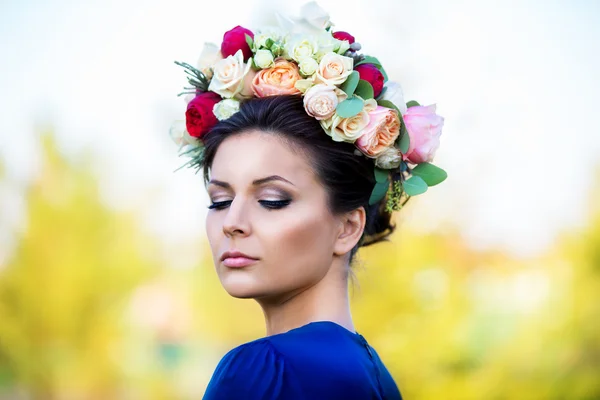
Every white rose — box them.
[298,57,318,76]
[196,42,222,80]
[303,84,347,120]
[285,35,318,62]
[314,32,337,60]
[213,99,241,121]
[334,38,350,55]
[374,147,403,169]
[254,49,275,69]
[324,99,377,142]
[169,120,199,148]
[316,52,353,85]
[208,50,255,99]
[382,81,408,115]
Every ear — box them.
[333,207,366,257]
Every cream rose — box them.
[213,99,240,121]
[208,49,255,99]
[285,35,318,62]
[254,49,275,69]
[252,58,302,97]
[355,106,401,158]
[298,57,318,76]
[324,99,377,142]
[303,84,347,120]
[316,52,353,85]
[196,42,223,80]
[374,147,403,169]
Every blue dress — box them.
[203,321,402,399]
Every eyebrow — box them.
[208,175,296,188]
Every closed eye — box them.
[208,200,232,210]
[259,199,291,210]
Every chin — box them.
[219,273,266,299]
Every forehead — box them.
[209,130,317,187]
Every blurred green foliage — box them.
[0,134,598,399]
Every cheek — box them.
[205,213,223,261]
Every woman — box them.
[170,4,445,398]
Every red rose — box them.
[332,31,355,44]
[354,64,385,98]
[221,25,254,61]
[185,91,222,139]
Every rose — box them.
[221,25,254,61]
[355,106,401,158]
[298,57,318,76]
[252,58,302,97]
[323,98,377,142]
[213,99,240,121]
[253,27,284,49]
[208,50,255,99]
[354,64,385,98]
[303,84,347,120]
[254,49,275,69]
[196,42,223,80]
[374,147,403,169]
[185,91,222,139]
[332,31,355,44]
[403,105,444,164]
[285,35,318,62]
[316,52,353,85]
[382,81,407,115]
[169,120,198,147]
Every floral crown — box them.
[170,2,447,212]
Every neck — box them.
[257,259,354,336]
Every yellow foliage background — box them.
[0,134,598,399]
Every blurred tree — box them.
[0,134,156,399]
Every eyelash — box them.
[208,199,291,210]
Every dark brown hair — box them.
[201,95,394,260]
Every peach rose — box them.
[303,84,347,120]
[252,58,302,97]
[208,50,255,99]
[355,106,401,158]
[316,52,353,85]
[323,99,377,143]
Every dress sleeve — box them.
[203,340,304,400]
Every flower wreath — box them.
[170,2,447,212]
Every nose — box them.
[222,197,251,238]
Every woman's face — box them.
[205,130,341,301]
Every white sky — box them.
[0,0,599,262]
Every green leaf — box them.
[377,99,400,114]
[340,71,360,96]
[336,96,364,118]
[265,38,274,49]
[354,79,374,99]
[369,179,389,205]
[403,176,428,196]
[355,56,382,68]
[398,129,410,154]
[374,167,389,183]
[379,65,389,83]
[406,100,420,108]
[411,163,448,186]
[245,34,254,49]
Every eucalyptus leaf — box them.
[411,163,447,186]
[336,96,364,118]
[403,176,428,196]
[398,130,410,154]
[374,167,389,183]
[245,34,254,49]
[355,79,374,100]
[340,71,360,96]
[377,99,400,114]
[379,65,389,83]
[369,179,390,205]
[406,100,420,108]
[355,56,382,68]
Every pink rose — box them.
[355,106,400,158]
[221,26,254,61]
[354,64,384,98]
[403,104,444,164]
[252,58,301,97]
[332,31,355,44]
[185,91,222,139]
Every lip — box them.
[220,250,259,268]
